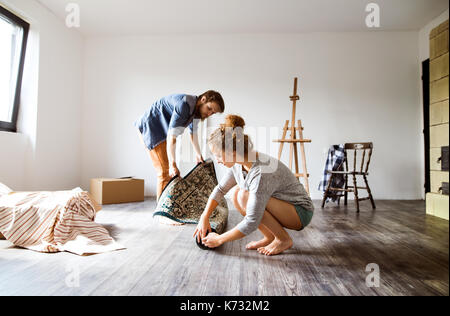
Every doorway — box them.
[422,59,430,194]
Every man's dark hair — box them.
[199,90,225,112]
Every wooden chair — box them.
[321,143,376,212]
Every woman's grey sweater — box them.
[210,152,314,235]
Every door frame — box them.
[422,59,430,194]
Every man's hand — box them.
[190,134,204,165]
[169,164,180,178]
[196,154,205,164]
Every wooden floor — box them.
[0,199,448,296]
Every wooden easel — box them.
[273,78,311,194]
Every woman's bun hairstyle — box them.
[222,115,245,129]
[209,114,253,159]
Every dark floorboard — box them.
[0,199,448,296]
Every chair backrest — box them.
[344,143,373,174]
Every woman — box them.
[194,115,314,256]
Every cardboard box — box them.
[90,178,145,205]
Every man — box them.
[135,91,225,200]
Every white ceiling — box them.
[37,0,449,36]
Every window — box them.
[0,6,29,133]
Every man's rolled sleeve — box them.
[189,119,200,135]
[168,100,190,137]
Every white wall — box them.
[1,1,441,200]
[0,132,27,189]
[82,32,423,199]
[0,0,83,191]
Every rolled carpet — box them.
[153,160,229,234]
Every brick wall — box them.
[426,20,449,220]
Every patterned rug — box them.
[153,160,229,234]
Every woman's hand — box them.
[193,216,211,243]
[202,233,223,248]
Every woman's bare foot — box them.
[257,237,293,256]
[246,237,274,250]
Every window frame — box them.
[0,5,30,133]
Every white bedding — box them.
[0,183,13,197]
[0,187,124,255]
